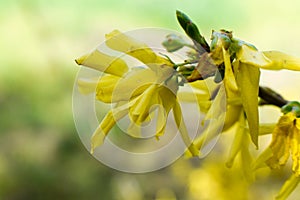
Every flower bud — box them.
[162,34,186,52]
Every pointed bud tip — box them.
[75,55,88,65]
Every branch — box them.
[258,86,288,108]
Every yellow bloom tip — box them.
[75,55,88,65]
[90,147,94,155]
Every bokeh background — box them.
[1,0,300,199]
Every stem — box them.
[258,86,288,108]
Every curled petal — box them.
[90,102,132,154]
[155,85,177,139]
[129,84,159,124]
[263,51,300,71]
[173,100,199,156]
[96,68,156,103]
[95,74,121,103]
[236,44,272,68]
[75,50,128,77]
[105,30,173,72]
[266,113,296,168]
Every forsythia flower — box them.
[253,112,300,200]
[75,30,198,155]
[255,112,300,175]
[200,30,300,148]
[183,30,300,178]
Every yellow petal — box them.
[263,51,300,71]
[225,114,255,181]
[96,68,156,103]
[188,78,219,100]
[223,105,243,132]
[105,30,173,71]
[90,102,130,154]
[177,92,211,114]
[129,84,159,124]
[195,86,226,155]
[236,44,272,68]
[240,128,255,182]
[177,79,214,114]
[226,112,245,168]
[155,104,167,140]
[189,80,210,91]
[291,119,300,175]
[155,86,176,139]
[75,50,128,76]
[275,174,300,200]
[96,74,121,103]
[252,147,273,170]
[77,77,99,94]
[266,113,295,169]
[203,84,226,121]
[173,100,199,156]
[227,97,243,105]
[222,48,239,98]
[258,123,276,135]
[235,62,260,147]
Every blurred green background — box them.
[1,0,300,199]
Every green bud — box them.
[176,10,190,31]
[281,101,300,117]
[176,10,210,53]
[293,106,300,117]
[162,34,186,52]
[281,104,293,114]
[210,30,232,52]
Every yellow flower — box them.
[76,30,197,155]
[206,38,300,150]
[90,81,177,153]
[251,112,300,200]
[96,68,157,103]
[261,112,300,174]
[207,32,300,148]
[105,30,173,73]
[75,49,128,77]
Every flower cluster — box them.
[75,10,300,200]
[76,30,198,155]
